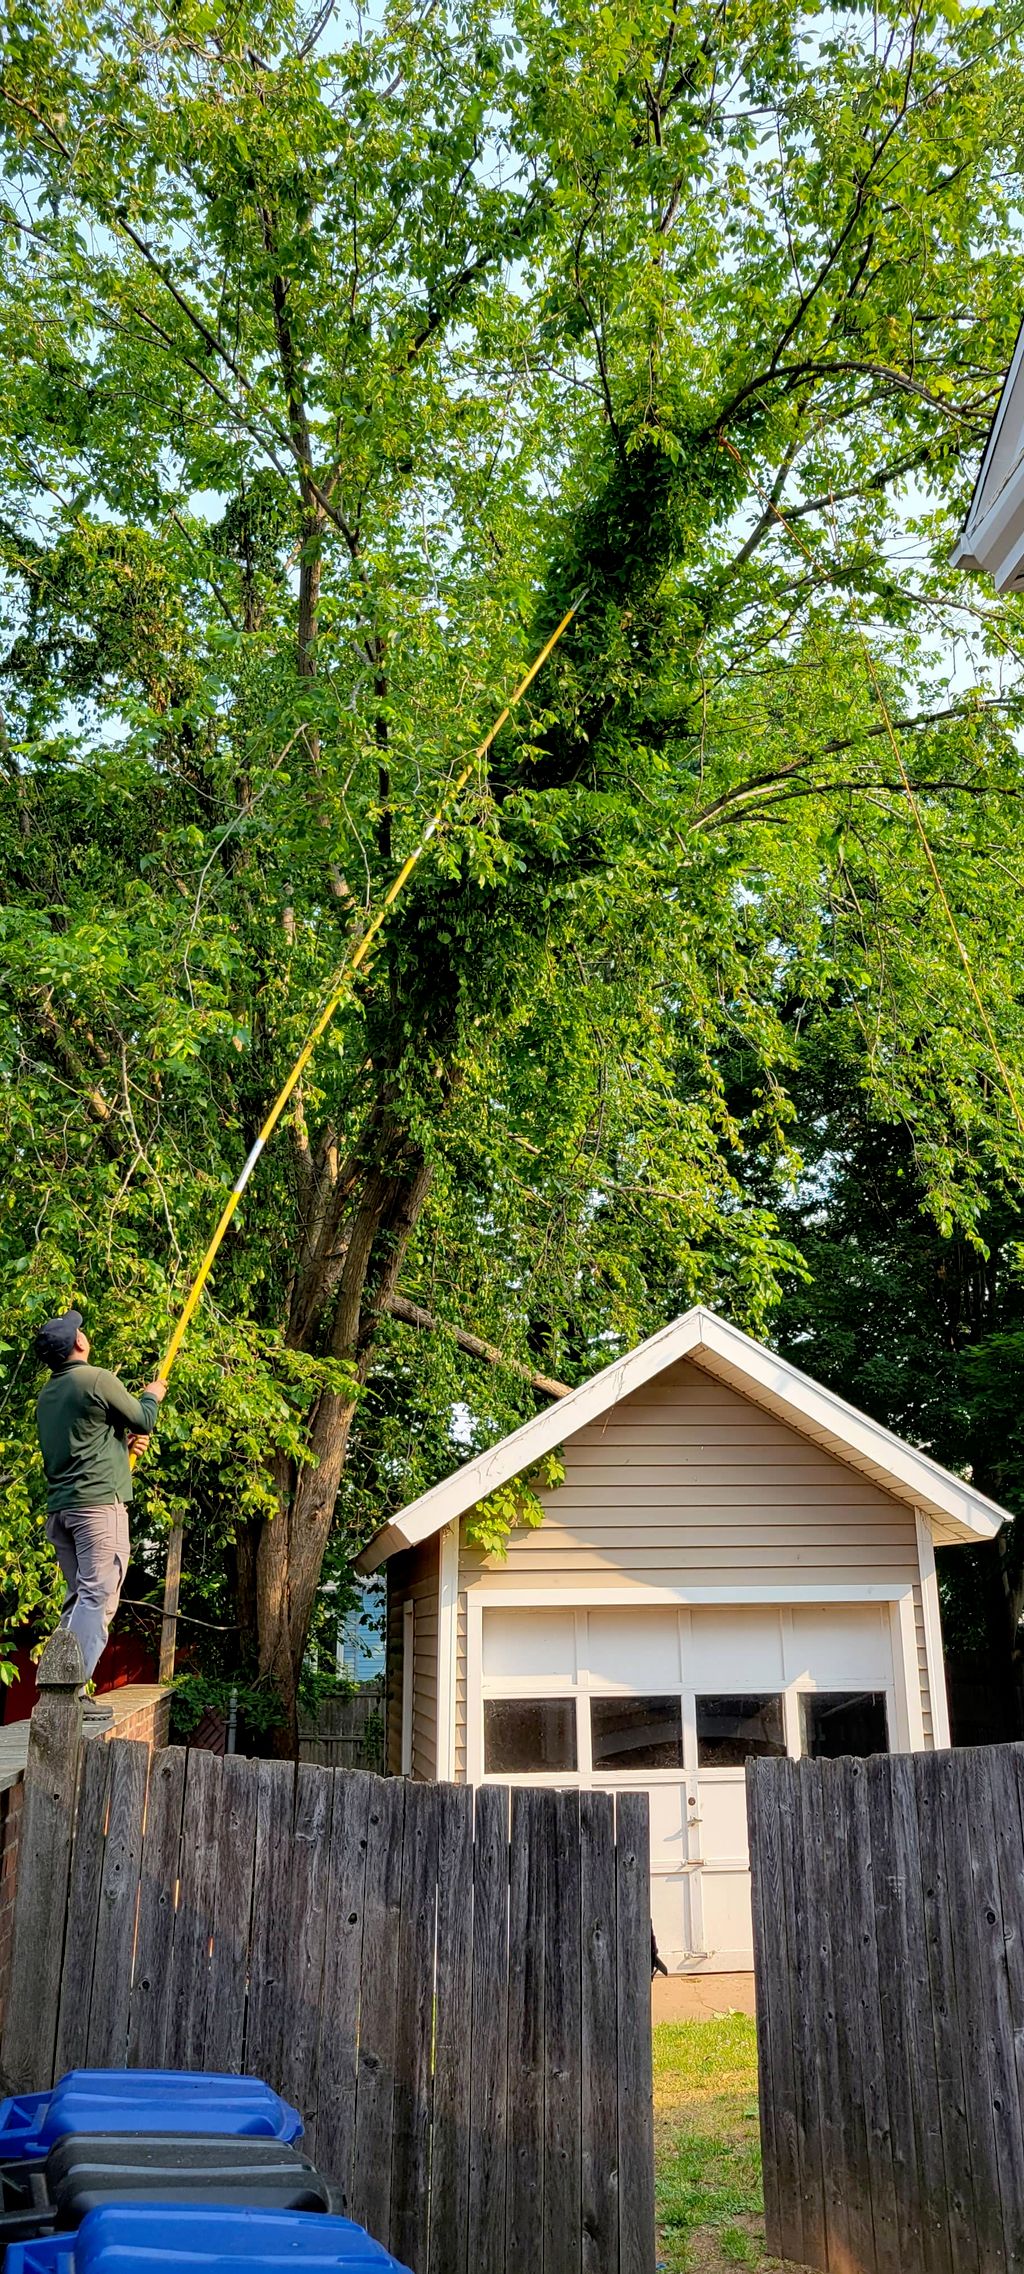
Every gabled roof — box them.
[354,1306,1008,1570]
[952,315,1024,591]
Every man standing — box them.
[35,1309,167,1688]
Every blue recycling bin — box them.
[0,2077,302,2166]
[4,2206,412,2273]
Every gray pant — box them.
[45,1501,130,1681]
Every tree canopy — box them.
[3,0,1024,1735]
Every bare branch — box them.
[386,1293,571,1398]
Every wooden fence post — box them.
[0,1629,85,2093]
[158,1522,183,1686]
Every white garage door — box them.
[476,1602,897,1971]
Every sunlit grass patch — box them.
[653,2016,804,2274]
[653,2013,759,2107]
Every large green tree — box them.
[3,0,1024,1740]
[748,1029,1024,1731]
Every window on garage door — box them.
[590,1695,684,1771]
[695,1694,786,1767]
[476,1603,897,1779]
[801,1690,889,1758]
[483,1697,578,1773]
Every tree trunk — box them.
[249,1111,435,1752]
[297,517,322,682]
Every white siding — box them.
[386,1537,440,1779]
[455,1593,468,1783]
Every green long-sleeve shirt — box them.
[36,1361,160,1512]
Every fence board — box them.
[468,1782,510,2274]
[847,1760,900,2274]
[315,1768,372,2192]
[163,1746,223,2069]
[350,1776,406,2247]
[30,1744,653,2274]
[389,1781,439,2274]
[863,1755,927,2274]
[885,1753,953,2274]
[614,1792,655,2274]
[749,1745,1024,2274]
[940,1748,1021,2270]
[546,1788,583,2274]
[277,1765,334,2131]
[127,1745,187,2066]
[506,1787,546,2270]
[580,1790,618,2274]
[914,1752,981,2274]
[86,1740,148,2067]
[932,1751,999,2264]
[990,1750,1024,2274]
[780,1763,828,2269]
[796,1759,847,2271]
[747,1760,803,2265]
[204,1751,259,2073]
[803,1763,869,2274]
[54,1739,112,2076]
[244,1759,297,2087]
[428,1781,475,2274]
[746,1763,783,2256]
[1,1632,85,2094]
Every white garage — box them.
[356,1308,1009,1972]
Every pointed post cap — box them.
[36,1630,86,1689]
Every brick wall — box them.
[0,1778,24,2040]
[103,1691,171,1750]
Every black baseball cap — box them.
[34,1309,84,1367]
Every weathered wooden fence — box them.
[747,1745,1024,2274]
[1,1647,654,2274]
[299,1683,385,1771]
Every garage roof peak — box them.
[354,1307,1008,1572]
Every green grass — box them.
[653,2017,804,2274]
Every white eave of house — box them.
[952,315,1024,591]
[354,1305,1009,1571]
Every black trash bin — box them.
[0,2133,339,2255]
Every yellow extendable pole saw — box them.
[150,595,582,1679]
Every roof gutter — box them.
[354,1521,410,1576]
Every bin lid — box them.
[4,2205,411,2273]
[0,2077,303,2164]
[45,2132,334,2222]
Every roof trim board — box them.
[953,315,1024,591]
[354,1307,1007,1571]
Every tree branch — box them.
[717,13,922,420]
[717,441,933,584]
[572,206,626,464]
[688,698,1015,829]
[27,992,122,1159]
[386,1293,571,1398]
[718,428,804,576]
[404,247,496,365]
[717,353,998,438]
